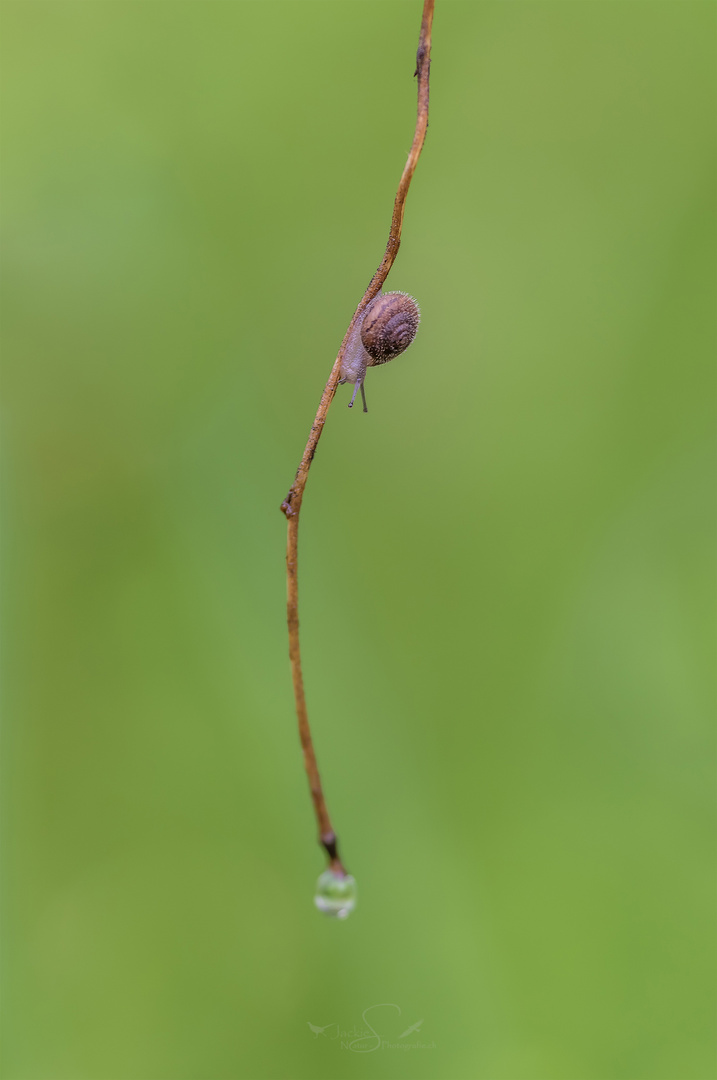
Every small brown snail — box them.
[339,291,420,412]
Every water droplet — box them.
[314,868,357,919]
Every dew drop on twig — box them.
[314,869,357,920]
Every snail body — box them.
[339,291,420,412]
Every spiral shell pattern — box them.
[360,292,420,367]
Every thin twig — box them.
[280,0,435,875]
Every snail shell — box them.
[361,291,421,366]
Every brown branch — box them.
[280,0,435,876]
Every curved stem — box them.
[280,0,435,873]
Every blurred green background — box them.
[2,2,715,1078]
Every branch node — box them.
[321,831,339,861]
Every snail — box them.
[339,291,420,412]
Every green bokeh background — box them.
[2,2,715,1078]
